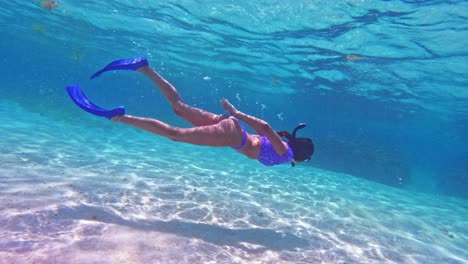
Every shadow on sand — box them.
[6,204,310,253]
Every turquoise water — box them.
[1,1,467,263]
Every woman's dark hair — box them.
[277,123,315,166]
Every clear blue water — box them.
[0,1,467,263]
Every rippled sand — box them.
[0,100,466,264]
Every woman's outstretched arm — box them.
[276,131,293,140]
[221,99,289,155]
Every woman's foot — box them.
[111,115,125,122]
[90,57,149,79]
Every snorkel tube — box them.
[290,123,312,166]
[292,123,306,139]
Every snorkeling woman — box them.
[67,57,315,166]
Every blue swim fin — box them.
[90,57,148,79]
[66,84,125,119]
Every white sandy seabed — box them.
[0,100,467,264]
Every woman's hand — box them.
[220,98,238,115]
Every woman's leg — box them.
[138,66,228,126]
[112,115,242,147]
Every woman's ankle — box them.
[137,65,151,74]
